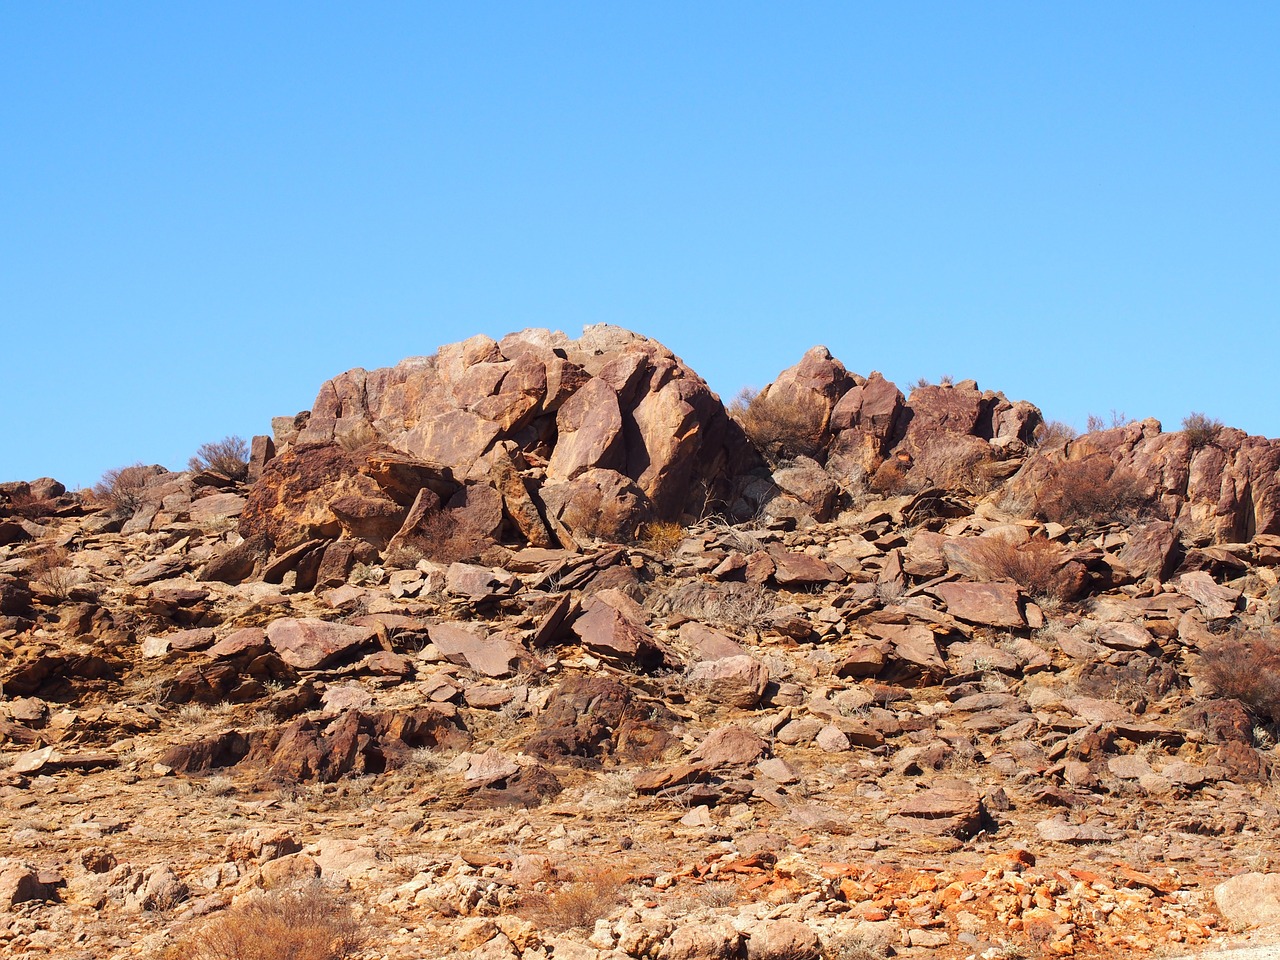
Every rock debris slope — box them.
[4,325,1280,959]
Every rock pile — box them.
[3,326,1280,959]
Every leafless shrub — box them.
[520,866,628,933]
[164,883,365,960]
[966,535,1075,602]
[3,487,59,519]
[92,463,155,514]
[1200,633,1280,725]
[189,435,250,480]
[729,387,825,462]
[1034,420,1077,448]
[27,543,78,601]
[386,511,480,567]
[1032,456,1146,524]
[1085,409,1132,433]
[1182,412,1224,451]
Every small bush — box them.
[638,520,685,557]
[165,884,365,960]
[1182,412,1223,451]
[729,386,825,462]
[1085,409,1131,433]
[385,510,479,567]
[521,866,628,933]
[966,535,1075,602]
[189,436,250,480]
[1033,456,1146,524]
[92,463,154,514]
[1200,633,1280,725]
[1034,420,1077,448]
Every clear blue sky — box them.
[3,3,1277,488]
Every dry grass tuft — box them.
[638,520,685,557]
[520,865,629,933]
[189,435,250,480]
[164,883,365,960]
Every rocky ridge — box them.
[4,325,1280,959]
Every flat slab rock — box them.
[891,779,987,839]
[265,618,378,670]
[1036,817,1119,844]
[428,623,525,678]
[932,581,1025,628]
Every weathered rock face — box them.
[1006,418,1280,543]
[245,326,755,552]
[746,351,1041,517]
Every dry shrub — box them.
[92,463,155,514]
[638,520,685,557]
[4,487,58,520]
[1182,412,1224,451]
[189,435,250,479]
[729,386,825,462]
[1200,633,1280,725]
[28,543,78,601]
[868,458,915,496]
[1034,456,1146,524]
[386,510,482,567]
[165,884,365,960]
[521,865,628,933]
[967,535,1074,602]
[1034,420,1077,448]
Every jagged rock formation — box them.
[243,326,757,556]
[8,326,1280,959]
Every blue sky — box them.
[3,3,1277,488]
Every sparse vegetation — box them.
[1085,409,1132,432]
[728,386,825,462]
[165,884,365,960]
[92,462,155,514]
[1182,411,1224,450]
[638,520,685,557]
[1034,420,1077,448]
[27,542,78,600]
[1030,455,1146,524]
[189,435,250,480]
[1200,632,1280,725]
[520,865,628,933]
[385,510,479,566]
[966,535,1076,602]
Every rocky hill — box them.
[4,324,1280,960]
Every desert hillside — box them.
[5,324,1280,960]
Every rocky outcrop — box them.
[1005,418,1280,543]
[244,326,756,556]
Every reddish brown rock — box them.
[688,655,769,708]
[265,618,378,670]
[892,779,988,839]
[933,581,1025,628]
[428,623,526,678]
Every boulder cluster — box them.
[4,325,1280,959]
